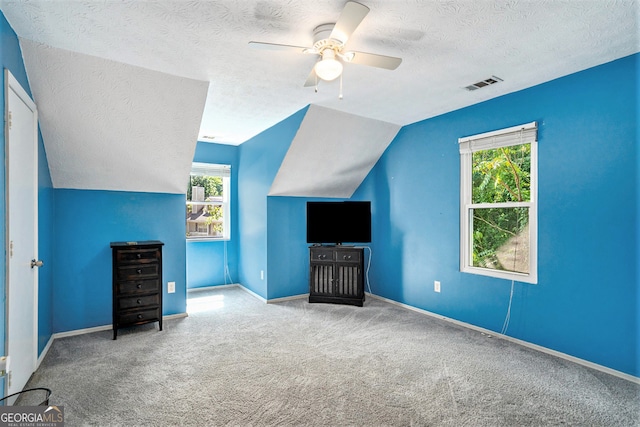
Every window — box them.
[186,163,230,240]
[459,122,537,283]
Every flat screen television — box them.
[306,201,371,245]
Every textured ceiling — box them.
[1,0,638,146]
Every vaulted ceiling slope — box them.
[1,1,637,146]
[269,104,400,198]
[20,40,208,194]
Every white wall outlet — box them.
[260,270,264,280]
[168,281,175,293]
[434,281,441,293]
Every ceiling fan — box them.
[249,1,402,88]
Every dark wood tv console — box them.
[309,246,365,307]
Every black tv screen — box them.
[306,201,371,244]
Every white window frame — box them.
[459,122,538,284]
[186,162,231,241]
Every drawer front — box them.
[117,279,160,295]
[336,250,361,263]
[117,264,159,281]
[118,294,160,310]
[310,248,335,262]
[117,307,160,326]
[116,248,160,264]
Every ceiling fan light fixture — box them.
[315,50,343,81]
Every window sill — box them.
[461,266,537,284]
[186,237,230,243]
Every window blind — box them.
[459,122,537,154]
[191,162,231,177]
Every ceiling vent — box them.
[465,76,503,91]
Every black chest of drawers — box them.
[111,241,164,340]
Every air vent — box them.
[465,76,503,91]
[201,135,216,140]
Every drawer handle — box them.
[136,269,142,274]
[137,299,142,304]
[137,314,143,319]
[136,283,142,289]
[317,254,326,260]
[136,253,142,259]
[343,255,352,260]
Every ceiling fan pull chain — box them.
[315,73,318,93]
[339,73,343,100]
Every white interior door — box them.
[5,69,39,400]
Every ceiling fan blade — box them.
[303,68,318,87]
[329,2,370,45]
[347,51,402,70]
[248,41,310,54]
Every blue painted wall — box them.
[237,106,308,298]
[359,54,638,377]
[2,6,636,380]
[266,195,374,300]
[52,190,186,332]
[0,12,55,356]
[266,197,308,299]
[187,142,239,288]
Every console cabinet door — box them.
[310,263,334,296]
[335,262,362,299]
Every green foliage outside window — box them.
[187,175,223,200]
[471,144,531,272]
[205,204,223,234]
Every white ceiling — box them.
[2,0,638,146]
[0,1,637,195]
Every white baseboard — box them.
[36,336,54,369]
[37,287,636,385]
[52,324,112,340]
[236,284,267,302]
[233,284,307,304]
[50,313,188,340]
[164,313,189,321]
[38,313,189,364]
[187,284,239,293]
[266,293,308,304]
[186,283,261,301]
[366,292,639,385]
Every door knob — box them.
[30,259,44,268]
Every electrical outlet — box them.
[168,281,175,293]
[434,281,441,293]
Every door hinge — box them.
[9,240,13,258]
[7,111,12,130]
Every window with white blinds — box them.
[459,122,538,283]
[186,163,231,240]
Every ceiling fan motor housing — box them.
[312,23,344,53]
